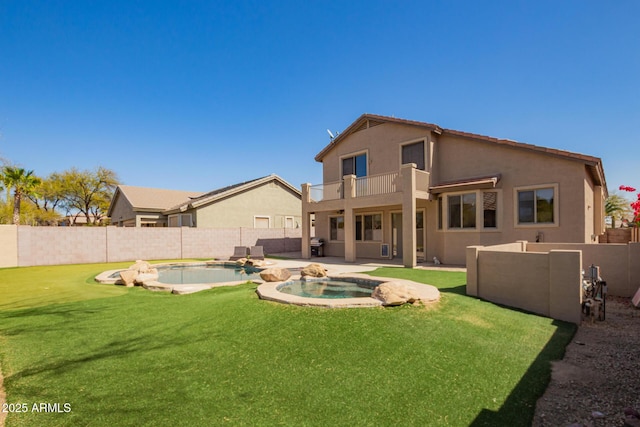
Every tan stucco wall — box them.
[321,123,434,182]
[194,181,302,229]
[0,225,18,268]
[528,242,638,297]
[311,121,604,265]
[467,244,583,324]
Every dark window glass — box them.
[402,141,425,170]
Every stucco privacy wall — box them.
[0,225,18,268]
[467,245,583,324]
[527,242,640,297]
[5,226,301,267]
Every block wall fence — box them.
[0,225,302,268]
[467,241,640,324]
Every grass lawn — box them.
[0,263,575,426]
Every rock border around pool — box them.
[256,273,440,308]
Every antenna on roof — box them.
[326,129,335,140]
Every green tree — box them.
[28,172,66,225]
[1,166,41,225]
[60,166,119,225]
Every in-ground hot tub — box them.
[256,274,440,308]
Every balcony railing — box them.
[307,169,430,203]
[309,181,343,202]
[355,172,399,197]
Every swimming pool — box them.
[96,261,265,294]
[156,264,262,284]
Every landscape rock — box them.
[372,282,418,306]
[119,269,138,287]
[246,259,267,268]
[130,260,152,273]
[135,269,159,284]
[235,258,248,266]
[260,267,292,282]
[300,263,327,278]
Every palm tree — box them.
[2,166,41,225]
[605,194,632,228]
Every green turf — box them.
[0,263,575,426]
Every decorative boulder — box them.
[235,258,248,266]
[372,282,418,306]
[300,263,327,278]
[260,267,292,282]
[119,269,138,287]
[130,260,152,273]
[135,269,159,285]
[246,259,267,268]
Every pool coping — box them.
[256,273,440,308]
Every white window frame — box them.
[399,138,428,171]
[514,184,559,228]
[284,216,295,228]
[254,215,271,228]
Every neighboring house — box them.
[108,174,302,228]
[301,114,608,267]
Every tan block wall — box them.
[106,227,183,262]
[18,226,107,266]
[467,241,636,324]
[477,250,551,317]
[528,242,635,297]
[0,225,18,268]
[6,226,301,266]
[549,250,583,324]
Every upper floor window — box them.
[517,187,555,224]
[401,141,425,170]
[342,153,367,178]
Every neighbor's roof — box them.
[107,185,203,216]
[163,174,302,214]
[315,113,607,192]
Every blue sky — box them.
[1,1,638,196]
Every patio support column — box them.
[344,174,356,263]
[401,163,417,268]
[301,183,312,259]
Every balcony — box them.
[306,168,430,204]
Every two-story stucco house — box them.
[301,114,607,266]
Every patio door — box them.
[391,211,425,260]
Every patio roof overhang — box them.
[429,174,501,194]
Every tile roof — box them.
[115,185,202,211]
[315,113,607,191]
